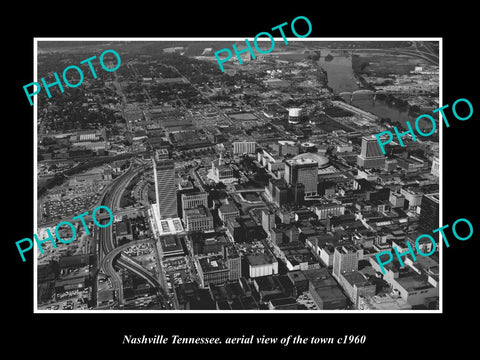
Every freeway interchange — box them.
[93,163,170,310]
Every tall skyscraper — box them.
[357,135,386,169]
[418,193,439,237]
[152,150,178,219]
[333,245,359,280]
[284,158,318,195]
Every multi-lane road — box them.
[93,163,169,309]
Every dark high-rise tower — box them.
[418,193,439,237]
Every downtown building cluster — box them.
[149,128,440,310]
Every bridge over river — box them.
[338,89,387,104]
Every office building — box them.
[224,246,242,281]
[195,255,230,287]
[226,215,264,243]
[261,209,276,233]
[333,245,360,280]
[218,203,240,223]
[389,192,406,208]
[337,270,376,308]
[181,191,208,218]
[356,135,386,169]
[284,158,318,195]
[400,187,423,208]
[418,193,439,236]
[246,253,278,278]
[233,141,256,155]
[152,150,178,219]
[257,149,285,172]
[270,224,299,245]
[159,235,186,258]
[115,220,133,243]
[287,270,309,297]
[289,183,305,205]
[183,206,214,232]
[268,178,289,207]
[390,274,439,308]
[272,141,299,157]
[303,268,347,310]
[190,233,228,256]
[314,202,345,220]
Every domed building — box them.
[292,152,330,169]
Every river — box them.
[318,54,415,127]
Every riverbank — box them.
[317,52,429,129]
[351,73,424,127]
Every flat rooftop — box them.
[342,271,370,287]
[184,206,211,218]
[199,255,228,273]
[314,286,347,304]
[246,253,275,266]
[160,235,185,255]
[286,157,318,165]
[287,270,307,283]
[303,268,337,289]
[424,193,439,203]
[360,294,412,310]
[219,203,239,214]
[396,275,434,292]
[270,297,297,307]
[336,245,357,254]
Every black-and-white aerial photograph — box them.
[33,39,441,312]
[8,4,480,356]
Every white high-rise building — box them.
[152,150,177,219]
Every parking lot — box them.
[162,256,195,292]
[42,194,98,222]
[39,288,91,311]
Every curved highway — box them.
[95,163,168,309]
[99,239,168,304]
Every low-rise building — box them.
[337,270,376,308]
[218,203,240,223]
[358,293,412,310]
[303,268,347,310]
[246,252,278,278]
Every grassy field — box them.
[229,112,258,121]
